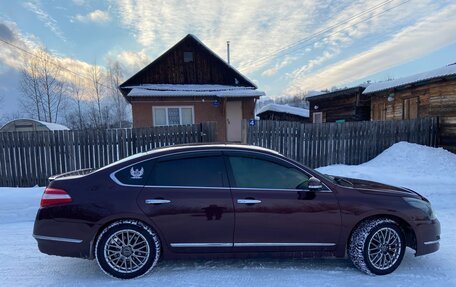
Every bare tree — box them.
[89,63,105,128]
[19,48,66,123]
[107,61,128,128]
[65,75,87,130]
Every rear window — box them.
[150,156,226,187]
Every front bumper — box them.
[414,218,440,256]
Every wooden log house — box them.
[306,86,370,123]
[363,63,456,152]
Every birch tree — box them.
[19,48,66,122]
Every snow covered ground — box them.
[1,142,455,286]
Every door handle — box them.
[237,199,261,204]
[145,199,171,204]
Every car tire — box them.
[348,218,406,275]
[95,220,161,279]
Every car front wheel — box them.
[95,220,161,279]
[349,218,406,275]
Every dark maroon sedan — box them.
[33,144,440,279]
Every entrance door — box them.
[226,101,242,142]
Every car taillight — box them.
[40,188,72,207]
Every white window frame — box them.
[152,106,195,127]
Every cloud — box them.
[22,0,66,42]
[113,0,445,81]
[0,20,107,101]
[114,0,327,72]
[72,0,86,6]
[261,56,297,77]
[114,50,150,76]
[74,10,111,24]
[0,23,15,41]
[285,3,456,95]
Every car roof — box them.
[145,143,281,156]
[97,143,281,172]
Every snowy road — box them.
[1,142,455,286]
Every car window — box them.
[114,161,153,186]
[228,156,309,189]
[150,156,226,187]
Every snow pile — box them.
[317,141,456,197]
[363,64,456,94]
[256,103,309,118]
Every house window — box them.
[313,112,323,123]
[184,51,193,62]
[153,106,194,126]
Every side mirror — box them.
[308,177,323,190]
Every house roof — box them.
[256,103,309,118]
[363,64,456,94]
[306,85,368,101]
[119,34,258,100]
[126,84,264,98]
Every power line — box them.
[0,38,118,93]
[239,0,411,72]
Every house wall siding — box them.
[122,36,253,87]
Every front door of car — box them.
[224,151,341,252]
[137,151,234,252]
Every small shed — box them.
[306,85,370,123]
[119,34,265,142]
[363,63,456,152]
[0,119,70,132]
[256,103,310,122]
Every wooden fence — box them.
[0,122,217,187]
[245,117,438,168]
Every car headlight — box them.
[403,197,436,220]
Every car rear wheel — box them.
[95,220,161,279]
[349,218,406,275]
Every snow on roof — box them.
[256,103,309,118]
[306,85,368,100]
[127,84,265,98]
[304,90,325,99]
[363,64,456,94]
[37,120,70,131]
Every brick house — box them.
[119,34,264,142]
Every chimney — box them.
[226,41,230,64]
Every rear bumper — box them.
[414,218,440,256]
[33,212,96,259]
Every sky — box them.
[0,0,455,119]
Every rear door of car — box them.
[137,151,235,252]
[224,151,341,252]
